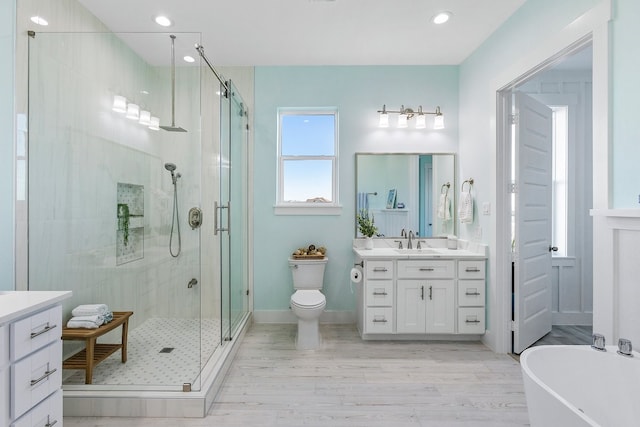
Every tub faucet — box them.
[407,230,415,249]
[591,333,606,351]
[618,338,633,357]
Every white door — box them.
[513,91,554,354]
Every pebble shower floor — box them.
[63,318,224,386]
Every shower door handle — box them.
[214,201,230,235]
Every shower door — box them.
[219,80,250,341]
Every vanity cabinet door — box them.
[396,280,426,333]
[425,280,455,334]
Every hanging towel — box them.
[437,193,451,221]
[357,192,369,215]
[458,191,474,224]
[66,315,105,329]
[72,304,110,317]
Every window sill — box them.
[274,204,343,216]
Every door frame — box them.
[492,2,611,353]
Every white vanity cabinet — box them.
[355,247,486,340]
[396,259,456,334]
[0,291,71,427]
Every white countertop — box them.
[0,291,72,324]
[352,247,486,259]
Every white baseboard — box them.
[253,309,356,324]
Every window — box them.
[276,108,339,214]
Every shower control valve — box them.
[188,207,203,230]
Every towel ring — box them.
[461,178,474,192]
[440,182,450,195]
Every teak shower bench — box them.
[61,311,133,384]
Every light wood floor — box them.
[64,323,530,426]
[531,324,592,346]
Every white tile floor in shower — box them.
[64,318,224,386]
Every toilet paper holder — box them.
[354,261,363,268]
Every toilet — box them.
[289,257,328,350]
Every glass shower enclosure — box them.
[26,31,249,395]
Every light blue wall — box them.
[253,66,458,314]
[612,0,640,207]
[0,0,15,290]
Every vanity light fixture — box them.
[378,105,389,127]
[149,116,160,130]
[112,95,128,113]
[376,105,444,130]
[126,103,140,120]
[139,110,152,126]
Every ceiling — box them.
[76,0,527,67]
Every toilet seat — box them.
[291,290,326,309]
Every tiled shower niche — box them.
[117,182,144,265]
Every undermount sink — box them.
[393,248,440,255]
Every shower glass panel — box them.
[219,80,249,341]
[27,31,214,391]
[228,81,250,333]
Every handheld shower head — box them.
[164,163,177,172]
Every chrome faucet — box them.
[408,230,415,249]
[618,338,633,357]
[591,333,606,351]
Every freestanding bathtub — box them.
[521,345,640,426]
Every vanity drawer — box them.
[10,305,62,361]
[458,307,485,334]
[365,280,393,307]
[365,308,393,334]
[11,340,62,420]
[365,261,393,279]
[397,260,455,279]
[458,260,486,279]
[458,281,485,307]
[11,389,62,427]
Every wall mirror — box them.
[356,153,456,238]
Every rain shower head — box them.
[160,35,187,132]
[164,163,177,172]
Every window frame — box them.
[275,108,341,215]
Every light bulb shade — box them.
[415,114,426,129]
[149,116,160,130]
[379,113,389,128]
[139,110,151,126]
[112,95,127,113]
[397,113,408,128]
[433,114,445,130]
[126,103,140,120]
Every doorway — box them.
[502,44,594,354]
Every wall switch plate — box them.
[482,202,491,215]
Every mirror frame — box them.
[355,152,457,238]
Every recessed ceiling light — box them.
[30,16,49,26]
[154,15,172,27]
[183,55,195,63]
[432,11,452,25]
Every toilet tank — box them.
[289,258,328,290]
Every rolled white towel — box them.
[66,314,105,329]
[72,304,110,317]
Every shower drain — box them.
[159,347,175,353]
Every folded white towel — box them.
[66,314,105,329]
[458,191,474,224]
[437,194,451,221]
[72,304,110,317]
